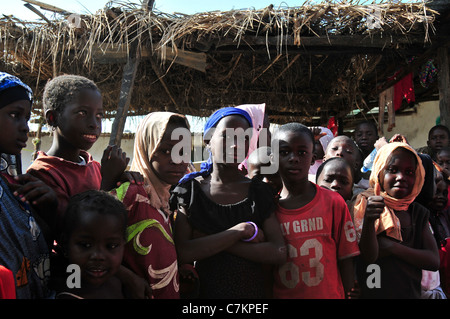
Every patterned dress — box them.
[0,174,50,299]
[112,182,179,299]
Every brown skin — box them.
[359,149,440,270]
[174,115,286,266]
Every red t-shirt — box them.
[273,185,360,299]
[27,151,102,236]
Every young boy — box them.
[26,75,132,241]
[247,146,282,195]
[271,123,360,299]
[316,157,354,202]
[436,146,450,209]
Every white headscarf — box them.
[130,112,189,214]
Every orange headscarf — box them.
[351,142,425,242]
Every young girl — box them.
[352,142,440,298]
[111,112,191,299]
[0,72,57,298]
[171,107,286,298]
[271,123,359,299]
[57,190,127,299]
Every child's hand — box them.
[179,264,199,298]
[365,196,384,221]
[346,281,360,299]
[11,174,58,210]
[310,127,327,141]
[100,145,130,190]
[235,222,265,243]
[116,171,144,187]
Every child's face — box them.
[428,128,450,153]
[55,89,103,151]
[151,122,190,185]
[277,130,314,184]
[317,162,353,201]
[248,162,283,193]
[429,179,448,211]
[324,137,358,169]
[380,148,417,199]
[0,100,31,155]
[208,115,251,167]
[354,123,377,154]
[67,211,125,288]
[436,150,450,174]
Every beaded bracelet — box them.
[242,221,258,242]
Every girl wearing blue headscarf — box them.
[0,72,57,298]
[170,107,286,298]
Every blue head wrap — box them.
[0,72,33,107]
[178,107,252,183]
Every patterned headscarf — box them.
[351,142,425,242]
[130,112,190,214]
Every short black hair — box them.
[316,157,355,184]
[43,74,99,115]
[354,120,378,136]
[272,122,314,146]
[428,125,450,140]
[62,190,127,244]
[437,146,450,157]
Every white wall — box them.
[21,100,441,172]
[381,100,440,149]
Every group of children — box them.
[0,71,449,299]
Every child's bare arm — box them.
[173,206,257,264]
[226,213,287,265]
[377,224,440,271]
[359,196,384,263]
[338,258,355,297]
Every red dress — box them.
[112,182,179,299]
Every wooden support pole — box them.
[108,0,154,147]
[108,45,140,147]
[438,46,450,127]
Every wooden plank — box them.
[23,3,52,24]
[193,34,433,52]
[438,46,450,127]
[22,0,69,14]
[92,45,207,72]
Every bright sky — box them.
[2,0,285,21]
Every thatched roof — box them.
[1,0,448,129]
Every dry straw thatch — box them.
[0,0,440,126]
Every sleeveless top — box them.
[356,202,430,299]
[170,177,275,298]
